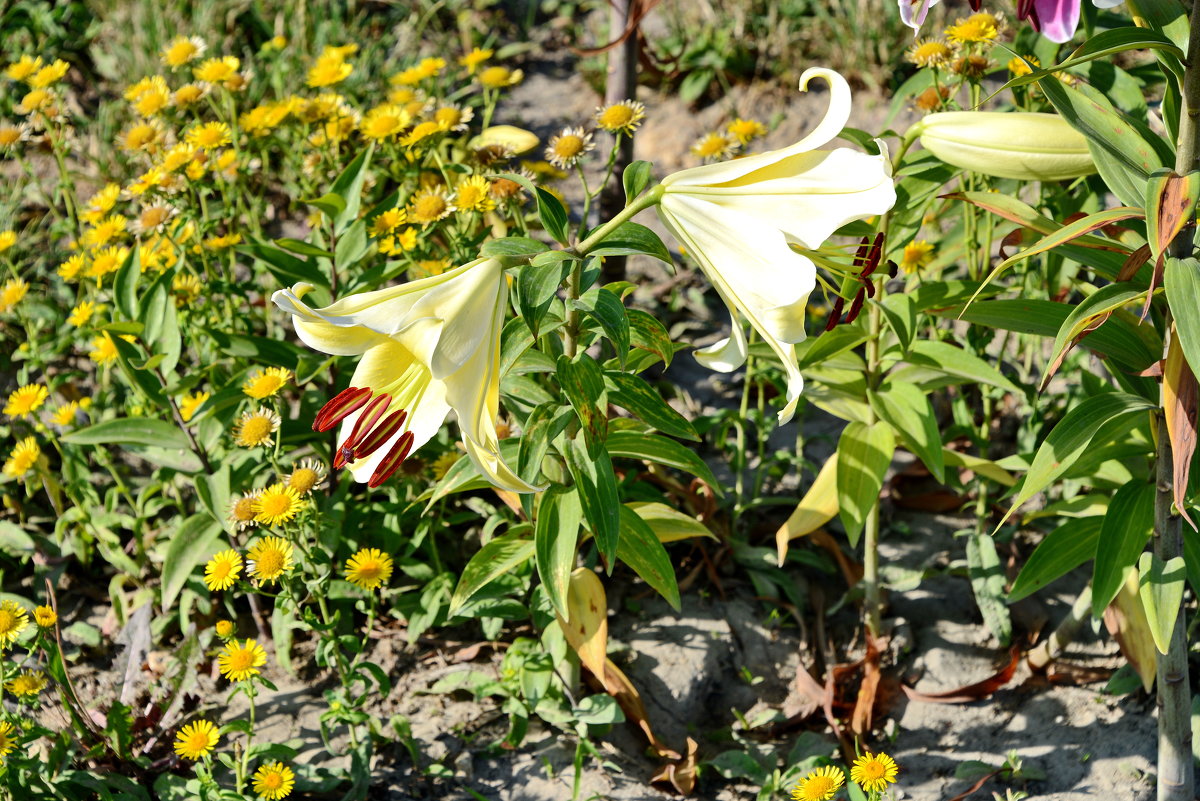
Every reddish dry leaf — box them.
[850,637,883,735]
[902,646,1020,703]
[1152,172,1196,256]
[1163,330,1198,530]
[785,663,827,720]
[1041,311,1116,391]
[1118,243,1153,282]
[947,770,1002,801]
[650,737,698,795]
[1140,254,1166,322]
[594,658,680,759]
[997,228,1026,260]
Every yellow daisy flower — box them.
[946,13,1000,45]
[29,60,68,88]
[908,39,954,68]
[359,104,410,140]
[234,408,281,448]
[6,670,46,698]
[459,47,493,74]
[33,605,56,629]
[243,367,291,399]
[252,761,295,800]
[0,230,16,252]
[214,619,235,639]
[88,332,121,364]
[407,188,456,225]
[5,384,48,417]
[0,601,29,648]
[368,208,407,238]
[307,49,353,88]
[252,484,304,528]
[545,126,594,169]
[345,548,393,591]
[204,549,242,592]
[51,401,80,427]
[378,228,418,256]
[401,120,442,148]
[791,765,845,801]
[0,278,28,312]
[67,301,96,327]
[727,117,767,145]
[172,274,202,306]
[691,132,738,161]
[161,36,206,68]
[186,121,232,150]
[454,176,496,213]
[2,436,39,480]
[179,390,209,422]
[432,451,460,479]
[0,721,17,757]
[58,254,87,282]
[193,56,240,85]
[433,104,473,132]
[595,99,646,135]
[478,65,522,89]
[173,719,218,759]
[218,638,267,682]
[285,458,327,495]
[850,752,899,794]
[246,536,294,583]
[900,239,935,274]
[5,56,43,82]
[228,490,261,532]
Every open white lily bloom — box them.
[656,67,896,423]
[272,257,542,493]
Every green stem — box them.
[1154,2,1200,799]
[573,185,663,256]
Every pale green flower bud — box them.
[913,111,1096,181]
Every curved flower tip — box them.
[657,67,895,424]
[272,258,543,493]
[898,0,941,31]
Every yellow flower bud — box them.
[913,111,1096,181]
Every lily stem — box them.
[1155,1,1200,798]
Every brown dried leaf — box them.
[596,658,680,759]
[850,638,882,735]
[902,646,1020,703]
[1163,328,1198,529]
[1103,569,1157,692]
[650,737,698,795]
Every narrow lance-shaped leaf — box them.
[449,534,535,615]
[962,207,1142,312]
[535,487,582,622]
[1092,480,1155,617]
[1138,552,1187,655]
[836,421,896,547]
[996,392,1155,532]
[1041,284,1147,391]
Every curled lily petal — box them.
[655,67,896,423]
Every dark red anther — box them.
[333,393,392,469]
[861,233,885,278]
[887,259,898,279]
[969,0,982,10]
[368,431,415,488]
[313,386,372,432]
[354,409,409,460]
[844,287,867,324]
[852,236,871,269]
[864,279,877,299]
[825,295,845,331]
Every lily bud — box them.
[913,111,1096,181]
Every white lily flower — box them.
[272,257,541,493]
[656,67,896,423]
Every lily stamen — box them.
[368,431,415,488]
[313,386,372,432]
[353,408,408,460]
